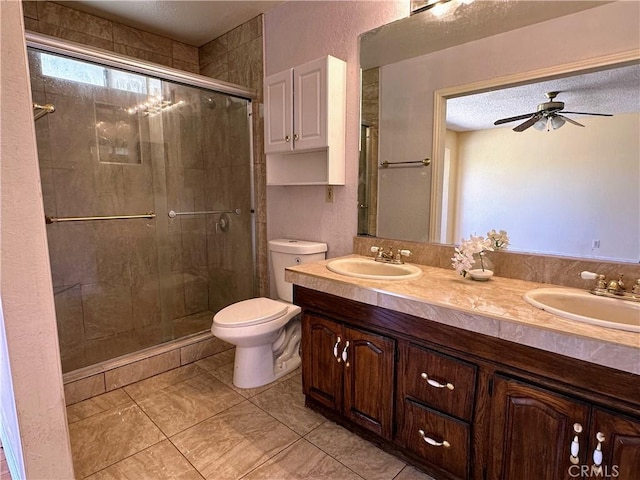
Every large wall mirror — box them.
[358,1,640,264]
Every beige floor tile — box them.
[393,465,437,480]
[136,372,244,436]
[124,363,206,401]
[84,439,204,480]
[250,374,325,435]
[66,389,132,424]
[305,422,406,480]
[68,403,165,478]
[207,363,277,398]
[171,401,300,480]
[243,438,364,480]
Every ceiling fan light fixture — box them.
[550,116,566,130]
[533,118,547,131]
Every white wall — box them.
[0,2,75,478]
[379,1,640,243]
[264,1,409,258]
[453,114,639,262]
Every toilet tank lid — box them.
[269,239,328,254]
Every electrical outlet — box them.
[592,239,600,248]
[326,186,334,203]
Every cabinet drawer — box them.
[401,343,477,421]
[399,399,470,480]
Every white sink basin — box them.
[524,288,640,332]
[327,258,422,281]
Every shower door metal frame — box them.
[26,31,259,296]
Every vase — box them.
[468,252,494,281]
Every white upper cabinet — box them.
[265,55,346,185]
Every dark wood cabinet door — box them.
[588,408,640,480]
[489,376,590,480]
[302,313,343,411]
[343,327,395,439]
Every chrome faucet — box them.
[580,271,640,302]
[371,246,412,264]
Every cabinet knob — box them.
[569,423,583,465]
[592,432,605,474]
[421,372,454,390]
[418,429,450,448]
[285,135,291,142]
[294,133,299,141]
[333,337,341,363]
[342,341,350,367]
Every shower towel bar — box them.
[45,212,156,224]
[168,208,241,218]
[380,158,431,168]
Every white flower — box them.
[452,229,509,277]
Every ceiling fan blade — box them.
[494,112,537,125]
[557,114,584,127]
[513,114,542,132]
[561,111,613,117]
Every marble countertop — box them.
[286,255,640,375]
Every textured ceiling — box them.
[60,1,286,46]
[447,63,640,131]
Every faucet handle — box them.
[399,249,412,257]
[632,279,640,295]
[580,271,607,291]
[579,271,599,280]
[370,246,380,254]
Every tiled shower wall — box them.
[24,1,267,374]
[23,0,268,298]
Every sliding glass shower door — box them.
[28,46,255,373]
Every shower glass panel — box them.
[28,47,255,373]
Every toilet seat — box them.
[213,297,289,327]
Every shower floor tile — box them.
[67,352,437,480]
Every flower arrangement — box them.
[452,229,509,277]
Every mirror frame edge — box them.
[429,48,640,245]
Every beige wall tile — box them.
[22,1,38,20]
[199,37,228,66]
[105,350,181,390]
[227,15,262,50]
[113,43,173,68]
[172,59,199,74]
[180,336,232,365]
[37,1,113,41]
[113,23,172,55]
[34,21,115,52]
[64,374,106,406]
[172,41,199,64]
[200,54,229,82]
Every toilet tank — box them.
[269,239,327,303]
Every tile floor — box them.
[65,348,437,480]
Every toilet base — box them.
[233,345,301,389]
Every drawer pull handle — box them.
[418,429,450,448]
[570,423,583,465]
[592,432,605,474]
[421,372,454,390]
[333,337,341,363]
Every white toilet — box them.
[211,239,327,388]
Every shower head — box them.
[33,102,55,121]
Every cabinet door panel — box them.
[589,408,640,480]
[343,327,395,439]
[294,58,326,150]
[400,399,470,480]
[265,69,293,153]
[490,376,590,480]
[302,314,343,411]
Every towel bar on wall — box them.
[168,208,241,218]
[380,158,431,168]
[45,212,156,223]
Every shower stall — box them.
[27,35,256,374]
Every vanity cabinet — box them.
[490,376,640,480]
[396,343,477,480]
[302,312,395,439]
[295,286,640,480]
[264,55,346,185]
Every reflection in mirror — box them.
[358,1,640,263]
[437,64,640,262]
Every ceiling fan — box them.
[493,91,613,132]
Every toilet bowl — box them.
[211,239,327,388]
